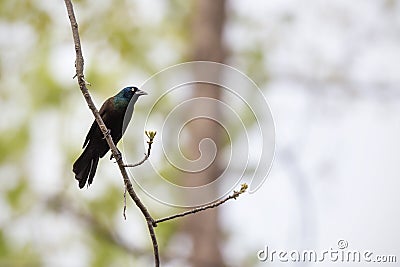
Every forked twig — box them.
[124,131,156,168]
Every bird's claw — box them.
[111,152,122,163]
[110,149,122,162]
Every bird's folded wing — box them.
[83,97,113,148]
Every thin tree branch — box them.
[63,1,159,266]
[155,184,248,224]
[124,131,156,168]
[123,131,156,220]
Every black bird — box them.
[73,86,147,188]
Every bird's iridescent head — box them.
[119,86,148,100]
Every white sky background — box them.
[0,0,399,266]
[223,0,400,266]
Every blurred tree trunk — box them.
[182,0,226,266]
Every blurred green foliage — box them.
[0,230,41,267]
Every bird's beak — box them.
[136,89,148,96]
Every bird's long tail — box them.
[73,146,99,189]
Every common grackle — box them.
[73,86,147,188]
